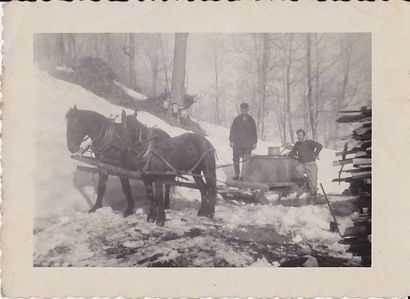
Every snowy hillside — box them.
[33,70,357,267]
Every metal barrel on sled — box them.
[218,153,302,204]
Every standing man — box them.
[288,129,323,201]
[229,102,258,180]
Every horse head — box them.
[65,105,89,153]
[120,109,143,152]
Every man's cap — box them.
[240,103,249,110]
[296,128,306,135]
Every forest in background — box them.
[34,33,371,149]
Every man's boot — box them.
[233,160,240,180]
[309,193,317,205]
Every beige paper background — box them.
[2,1,410,297]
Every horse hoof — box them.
[124,209,133,217]
[156,218,165,227]
[88,206,100,213]
[147,214,156,223]
[206,213,214,219]
[197,209,205,217]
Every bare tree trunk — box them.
[67,33,77,66]
[283,104,288,143]
[333,69,349,147]
[104,34,114,69]
[313,33,321,142]
[158,34,170,92]
[213,50,220,124]
[222,91,226,127]
[285,34,295,144]
[170,33,188,109]
[128,33,137,90]
[306,33,316,141]
[55,35,66,66]
[152,60,159,96]
[256,33,270,140]
[303,79,309,130]
[333,37,352,148]
[276,92,287,145]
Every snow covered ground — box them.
[113,80,148,101]
[33,70,358,267]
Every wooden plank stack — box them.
[333,106,371,266]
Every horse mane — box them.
[65,107,107,121]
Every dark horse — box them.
[121,110,217,226]
[66,106,172,216]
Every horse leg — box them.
[193,172,208,217]
[144,179,157,223]
[89,173,108,213]
[164,184,171,210]
[120,177,134,217]
[202,154,217,218]
[154,180,166,226]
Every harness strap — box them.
[131,127,154,160]
[189,148,214,173]
[150,151,178,173]
[92,120,118,156]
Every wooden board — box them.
[73,156,143,179]
[332,172,371,182]
[336,115,371,123]
[353,127,371,136]
[336,146,371,157]
[77,165,202,189]
[342,167,372,174]
[333,158,353,167]
[353,158,371,165]
[336,149,361,156]
[351,171,371,178]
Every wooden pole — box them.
[320,183,343,238]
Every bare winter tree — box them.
[122,33,137,91]
[207,35,229,125]
[158,34,172,94]
[306,33,317,141]
[143,36,161,96]
[170,33,189,118]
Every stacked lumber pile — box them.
[332,106,371,266]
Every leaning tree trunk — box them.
[306,33,316,141]
[170,33,189,115]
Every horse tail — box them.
[202,138,217,189]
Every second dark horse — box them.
[66,106,172,216]
[121,110,217,226]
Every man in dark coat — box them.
[288,129,323,200]
[229,103,258,180]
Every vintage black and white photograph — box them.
[32,32,372,267]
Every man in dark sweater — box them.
[229,103,258,180]
[288,129,323,199]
